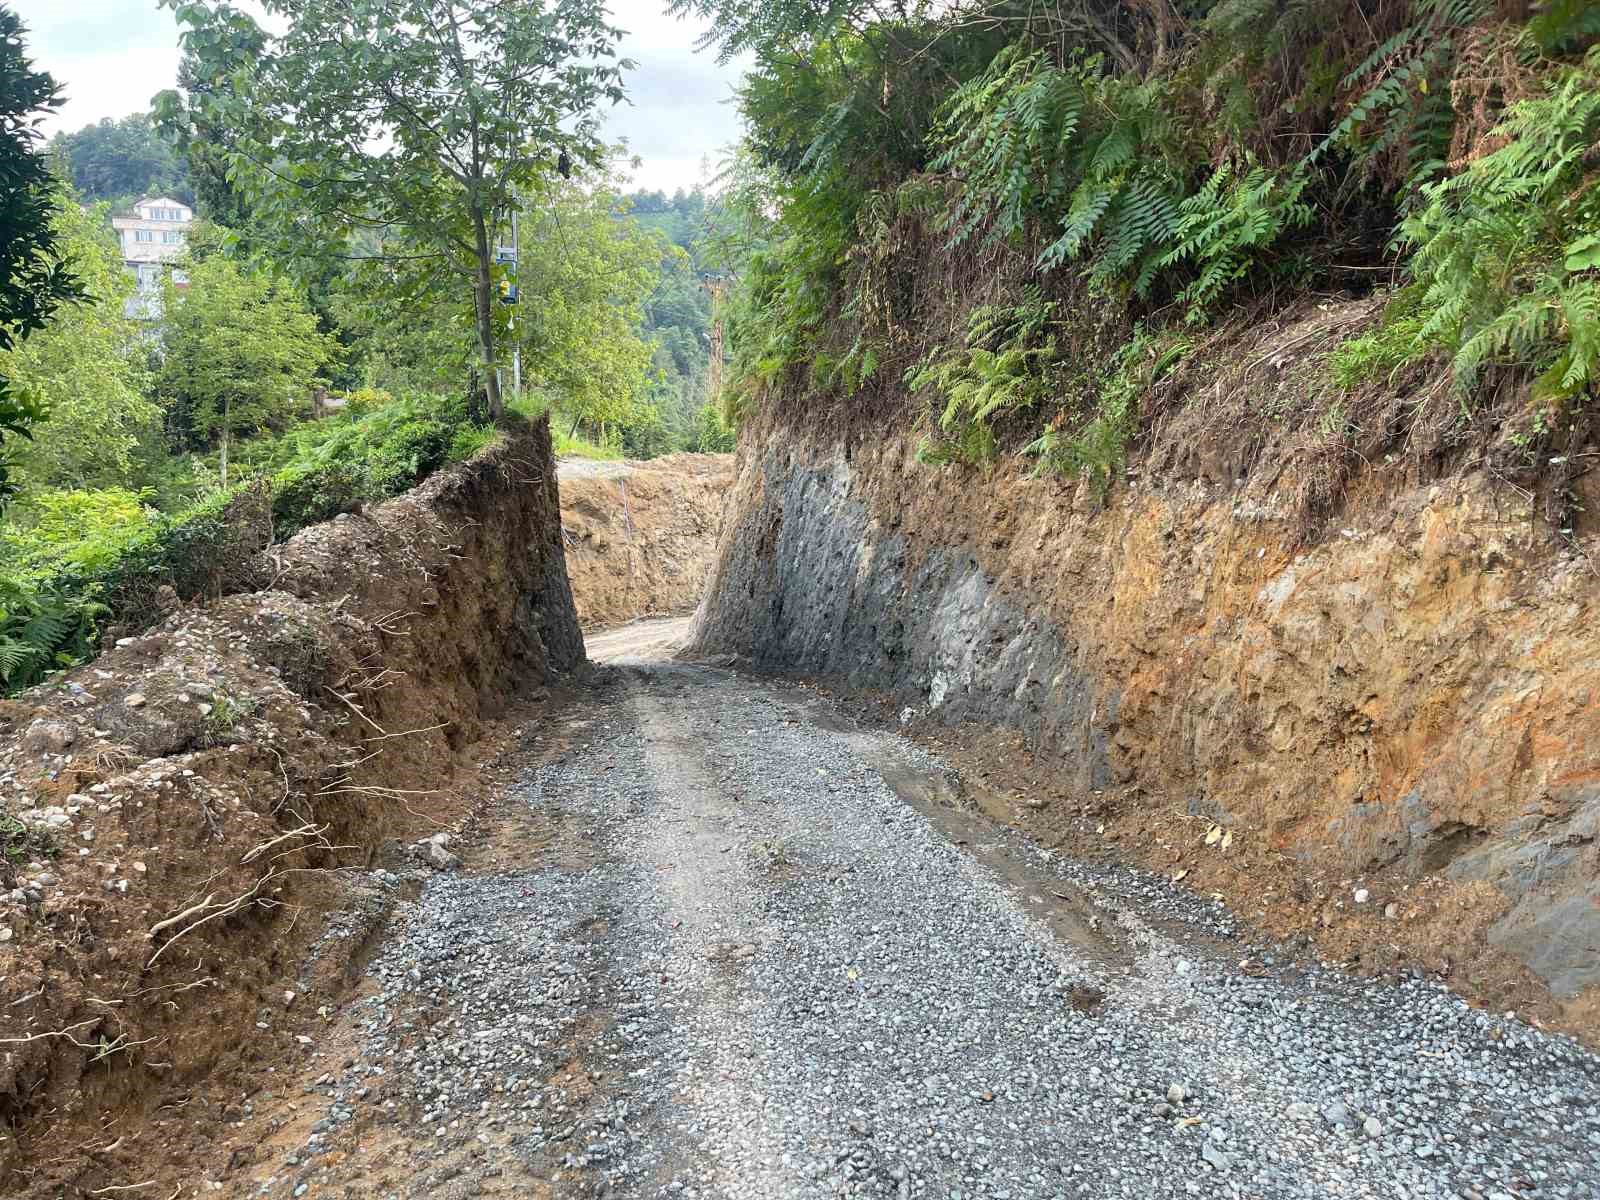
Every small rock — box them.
[1200,1141,1231,1172]
[1353,888,1370,904]
[0,926,12,942]
[1167,1083,1186,1104]
[1384,902,1399,920]
[125,693,147,709]
[22,719,78,753]
[1363,1116,1382,1138]
[1322,1101,1352,1128]
[426,842,461,871]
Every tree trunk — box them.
[220,397,230,489]
[470,205,503,420]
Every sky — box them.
[11,0,747,194]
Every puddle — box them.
[804,700,1127,970]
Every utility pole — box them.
[510,200,521,398]
[495,195,522,403]
[703,275,727,403]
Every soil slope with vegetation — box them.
[685,0,1600,1035]
[0,420,581,1196]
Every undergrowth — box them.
[709,0,1600,502]
[0,391,496,694]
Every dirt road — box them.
[225,625,1600,1200]
[583,615,696,663]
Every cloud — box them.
[17,0,746,191]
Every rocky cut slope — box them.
[558,453,733,630]
[689,302,1600,1039]
[0,417,582,1197]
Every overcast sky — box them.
[11,0,746,194]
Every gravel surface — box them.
[252,661,1600,1200]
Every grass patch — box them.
[2,812,59,869]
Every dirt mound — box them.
[557,453,732,631]
[690,311,1600,1042]
[0,418,582,1197]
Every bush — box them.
[0,484,270,692]
[1,489,155,576]
[266,392,480,532]
[693,403,736,453]
[0,392,488,693]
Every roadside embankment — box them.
[689,310,1600,1039]
[558,453,733,631]
[0,417,583,1197]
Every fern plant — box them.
[932,44,1313,317]
[1160,159,1313,322]
[0,576,103,694]
[1310,0,1493,190]
[1389,45,1600,400]
[931,47,1192,297]
[1026,328,1193,492]
[906,289,1060,464]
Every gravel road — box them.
[247,650,1600,1200]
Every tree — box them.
[158,250,335,485]
[0,190,158,493]
[157,0,629,419]
[48,113,192,208]
[514,175,662,439]
[0,6,83,503]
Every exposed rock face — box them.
[691,428,1600,1025]
[557,453,734,631]
[0,417,582,1194]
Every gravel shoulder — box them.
[221,649,1600,1200]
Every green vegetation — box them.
[689,0,1600,489]
[0,2,744,697]
[0,194,155,494]
[159,243,337,484]
[0,389,501,694]
[49,112,193,210]
[1,809,58,868]
[156,0,629,420]
[0,8,84,505]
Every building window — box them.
[135,229,154,243]
[162,231,183,245]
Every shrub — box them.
[1025,328,1194,492]
[0,485,265,693]
[266,392,480,532]
[1,489,155,575]
[0,392,487,694]
[1397,46,1600,402]
[1327,45,1600,415]
[907,289,1061,465]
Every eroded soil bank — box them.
[558,454,733,631]
[0,418,583,1197]
[689,414,1600,1038]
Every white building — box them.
[110,196,194,318]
